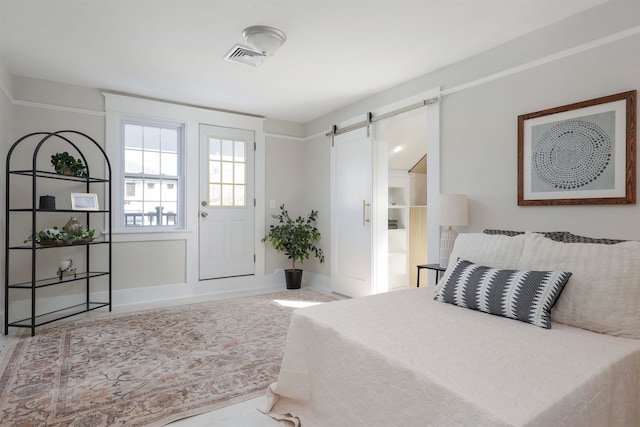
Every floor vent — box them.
[224,45,267,67]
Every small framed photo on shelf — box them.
[70,193,99,211]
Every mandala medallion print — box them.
[533,119,612,190]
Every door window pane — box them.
[207,138,247,207]
[234,163,245,184]
[209,160,220,183]
[209,184,221,206]
[221,162,233,184]
[209,138,221,160]
[234,141,245,162]
[222,184,234,206]
[234,185,245,206]
[222,140,233,161]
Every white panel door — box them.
[199,124,255,280]
[331,128,374,297]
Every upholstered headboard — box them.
[444,231,640,340]
[483,229,626,245]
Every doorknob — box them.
[201,211,208,218]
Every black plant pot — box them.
[285,269,303,289]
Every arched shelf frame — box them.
[5,130,112,336]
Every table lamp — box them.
[439,194,469,268]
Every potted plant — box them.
[263,204,325,289]
[51,151,87,177]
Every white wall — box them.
[262,129,330,277]
[3,78,279,319]
[263,135,306,272]
[0,58,13,328]
[301,134,331,277]
[304,1,640,137]
[2,0,639,307]
[302,1,640,247]
[441,33,640,239]
[10,79,189,294]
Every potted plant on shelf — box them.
[24,226,95,246]
[24,227,69,246]
[263,204,325,289]
[51,151,87,177]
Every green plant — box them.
[78,227,95,240]
[24,226,95,245]
[24,227,67,244]
[51,151,87,177]
[262,204,325,270]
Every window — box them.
[207,138,246,207]
[125,182,136,197]
[122,120,183,227]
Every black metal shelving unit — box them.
[5,130,112,336]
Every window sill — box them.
[103,228,193,243]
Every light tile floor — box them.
[171,396,279,426]
[0,286,337,426]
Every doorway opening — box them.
[378,109,428,290]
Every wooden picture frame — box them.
[71,193,99,211]
[518,90,636,206]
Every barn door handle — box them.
[363,200,370,226]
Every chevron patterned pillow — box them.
[434,258,572,328]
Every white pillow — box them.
[436,233,525,292]
[517,232,640,339]
[446,232,525,269]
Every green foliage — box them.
[262,204,325,270]
[25,226,95,245]
[51,152,87,177]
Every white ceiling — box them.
[0,0,607,124]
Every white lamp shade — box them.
[438,194,469,227]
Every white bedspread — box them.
[262,288,640,426]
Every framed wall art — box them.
[518,90,636,206]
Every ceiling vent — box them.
[224,44,267,67]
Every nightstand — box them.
[416,264,446,287]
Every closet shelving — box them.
[5,130,112,336]
[388,170,410,289]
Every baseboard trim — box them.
[301,271,332,293]
[4,271,333,324]
[123,270,333,305]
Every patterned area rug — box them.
[0,289,335,426]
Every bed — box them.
[262,232,640,426]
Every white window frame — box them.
[120,116,185,231]
[104,92,266,288]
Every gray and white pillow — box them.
[434,258,571,329]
